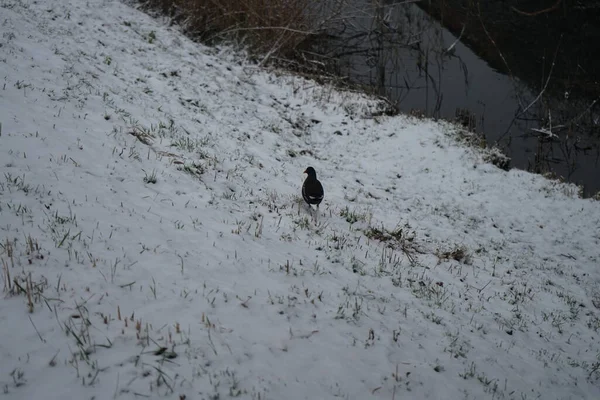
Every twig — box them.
[88,368,100,386]
[29,315,46,343]
[219,25,316,36]
[259,29,289,67]
[568,97,599,126]
[559,253,576,260]
[150,365,174,393]
[445,25,465,53]
[477,3,519,106]
[26,273,34,312]
[113,372,120,399]
[476,280,492,294]
[2,258,11,293]
[518,35,562,117]
[531,127,558,139]
[240,296,252,308]
[512,0,562,16]
[498,34,563,142]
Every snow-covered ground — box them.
[1,0,599,399]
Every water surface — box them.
[310,0,600,196]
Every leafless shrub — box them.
[141,0,344,62]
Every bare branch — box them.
[512,0,562,17]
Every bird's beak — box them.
[303,169,307,174]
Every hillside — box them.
[1,0,599,399]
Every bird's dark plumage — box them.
[302,167,324,208]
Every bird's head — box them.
[304,166,317,178]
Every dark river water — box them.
[310,0,600,197]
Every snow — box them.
[1,0,599,399]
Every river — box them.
[308,0,600,196]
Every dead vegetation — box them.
[364,224,422,265]
[140,0,343,63]
[2,238,54,313]
[436,246,470,264]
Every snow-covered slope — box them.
[1,0,599,399]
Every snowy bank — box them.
[1,0,599,399]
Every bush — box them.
[141,0,333,60]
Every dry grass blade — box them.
[129,126,155,145]
[2,258,12,293]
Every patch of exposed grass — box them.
[143,169,158,184]
[364,223,421,265]
[436,245,470,264]
[339,206,371,225]
[177,161,205,178]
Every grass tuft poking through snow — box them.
[1,0,599,399]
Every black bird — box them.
[302,167,324,213]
